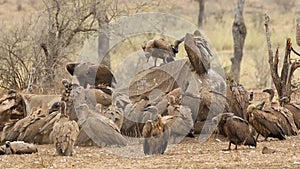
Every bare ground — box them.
[0,134,300,169]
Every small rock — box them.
[262,146,276,154]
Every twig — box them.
[291,47,300,57]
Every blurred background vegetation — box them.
[0,0,299,94]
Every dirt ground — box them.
[0,134,300,169]
[1,90,299,169]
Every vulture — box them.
[163,105,194,143]
[226,79,250,119]
[50,101,79,156]
[184,30,212,75]
[2,106,47,142]
[262,88,277,106]
[66,62,116,88]
[143,114,170,155]
[247,104,286,141]
[75,104,127,147]
[280,97,300,129]
[212,113,256,150]
[262,89,298,136]
[142,38,177,66]
[0,141,38,155]
[33,101,67,144]
[99,104,124,131]
[121,96,158,137]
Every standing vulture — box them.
[142,38,177,66]
[212,113,256,150]
[262,89,298,136]
[50,101,79,156]
[247,104,286,141]
[280,97,300,129]
[226,79,250,119]
[143,114,170,155]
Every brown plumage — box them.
[280,97,300,129]
[226,80,250,119]
[99,104,124,131]
[2,107,47,142]
[75,104,127,147]
[212,113,256,150]
[184,30,212,75]
[247,104,286,141]
[163,105,194,143]
[263,89,298,136]
[66,62,116,88]
[121,96,157,137]
[142,114,170,155]
[142,38,176,66]
[50,101,79,156]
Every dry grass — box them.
[0,0,300,89]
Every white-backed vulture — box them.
[143,114,170,155]
[280,97,300,129]
[247,104,286,141]
[226,80,250,119]
[50,101,79,156]
[121,96,157,137]
[163,105,194,143]
[0,141,38,155]
[100,104,124,131]
[184,30,212,75]
[262,89,298,136]
[75,104,127,147]
[142,38,176,66]
[212,113,256,150]
[2,107,47,142]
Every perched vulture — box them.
[0,141,38,155]
[184,30,212,75]
[143,114,170,155]
[75,104,127,147]
[226,79,250,119]
[212,113,256,150]
[280,97,300,129]
[50,101,79,156]
[66,62,116,88]
[247,104,286,141]
[142,38,177,66]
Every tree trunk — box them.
[98,14,111,69]
[264,14,300,101]
[296,16,300,47]
[197,0,205,28]
[231,0,247,83]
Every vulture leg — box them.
[255,133,260,142]
[224,141,232,151]
[234,143,238,150]
[154,57,157,67]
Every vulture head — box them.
[279,97,290,106]
[262,88,275,103]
